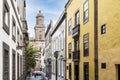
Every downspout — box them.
[94,0,98,80]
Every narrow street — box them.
[26,76,46,80]
[26,71,48,80]
[0,0,120,80]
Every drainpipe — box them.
[94,0,98,80]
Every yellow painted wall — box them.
[66,0,80,79]
[98,0,120,80]
[80,0,95,79]
[66,0,95,80]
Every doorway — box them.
[74,62,79,80]
[118,65,120,80]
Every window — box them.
[49,33,51,42]
[84,62,89,80]
[3,1,10,34]
[3,42,10,80]
[17,53,19,80]
[54,40,56,52]
[12,49,16,80]
[68,43,72,59]
[69,63,72,80]
[68,19,72,35]
[60,34,62,50]
[20,35,22,45]
[83,33,89,56]
[74,39,79,51]
[20,56,22,77]
[58,37,59,51]
[60,61,62,76]
[58,60,61,76]
[39,34,42,40]
[17,0,20,13]
[53,61,55,73]
[59,35,61,50]
[101,24,106,34]
[12,17,16,42]
[62,31,64,50]
[17,28,20,45]
[56,38,58,50]
[83,0,89,23]
[75,11,80,26]
[52,62,54,74]
[67,66,68,70]
[101,63,106,69]
[62,61,64,76]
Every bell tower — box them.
[34,11,45,41]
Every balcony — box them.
[72,24,80,38]
[3,22,10,35]
[22,28,27,34]
[72,50,80,61]
[47,58,52,64]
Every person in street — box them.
[27,71,31,77]
[34,73,36,78]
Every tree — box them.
[25,42,39,74]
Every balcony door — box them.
[74,62,79,80]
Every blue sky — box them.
[26,0,68,37]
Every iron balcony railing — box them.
[72,24,80,38]
[72,50,80,61]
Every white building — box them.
[40,45,45,71]
[51,10,66,80]
[0,0,28,80]
[45,20,54,79]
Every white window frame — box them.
[83,0,89,23]
[62,31,64,50]
[75,11,80,26]
[3,4,9,26]
[68,19,72,35]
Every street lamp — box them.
[54,51,59,80]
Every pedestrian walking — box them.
[34,73,36,78]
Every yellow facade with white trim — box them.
[65,0,95,80]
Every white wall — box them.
[51,18,66,80]
[0,0,3,79]
[0,0,24,80]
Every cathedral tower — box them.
[34,11,45,41]
[29,11,45,71]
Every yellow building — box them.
[98,0,120,80]
[65,0,95,80]
[65,0,120,80]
